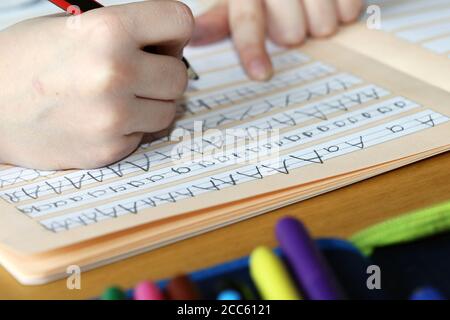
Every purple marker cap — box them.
[276,217,345,300]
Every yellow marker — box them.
[250,246,302,300]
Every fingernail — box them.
[248,59,272,81]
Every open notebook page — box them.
[0,34,449,255]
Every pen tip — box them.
[188,68,200,81]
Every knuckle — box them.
[312,23,338,37]
[278,30,306,46]
[94,59,132,93]
[170,1,195,38]
[168,59,189,98]
[95,106,127,134]
[155,103,176,131]
[340,2,363,23]
[86,11,124,41]
[156,57,188,99]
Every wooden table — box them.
[1,152,449,299]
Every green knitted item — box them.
[351,201,450,256]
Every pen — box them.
[47,0,199,80]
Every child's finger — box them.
[229,0,273,81]
[191,1,230,45]
[302,0,339,37]
[265,0,307,47]
[336,0,363,23]
[133,52,188,101]
[125,99,177,134]
[99,0,194,52]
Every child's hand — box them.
[0,0,194,170]
[191,0,363,80]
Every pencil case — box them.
[101,200,450,300]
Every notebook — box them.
[0,0,449,284]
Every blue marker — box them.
[217,289,242,300]
[410,287,446,300]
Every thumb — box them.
[190,1,230,46]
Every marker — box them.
[276,217,345,300]
[134,281,165,300]
[101,286,126,300]
[410,287,446,300]
[249,246,301,300]
[47,0,199,80]
[166,275,201,300]
[217,289,242,300]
